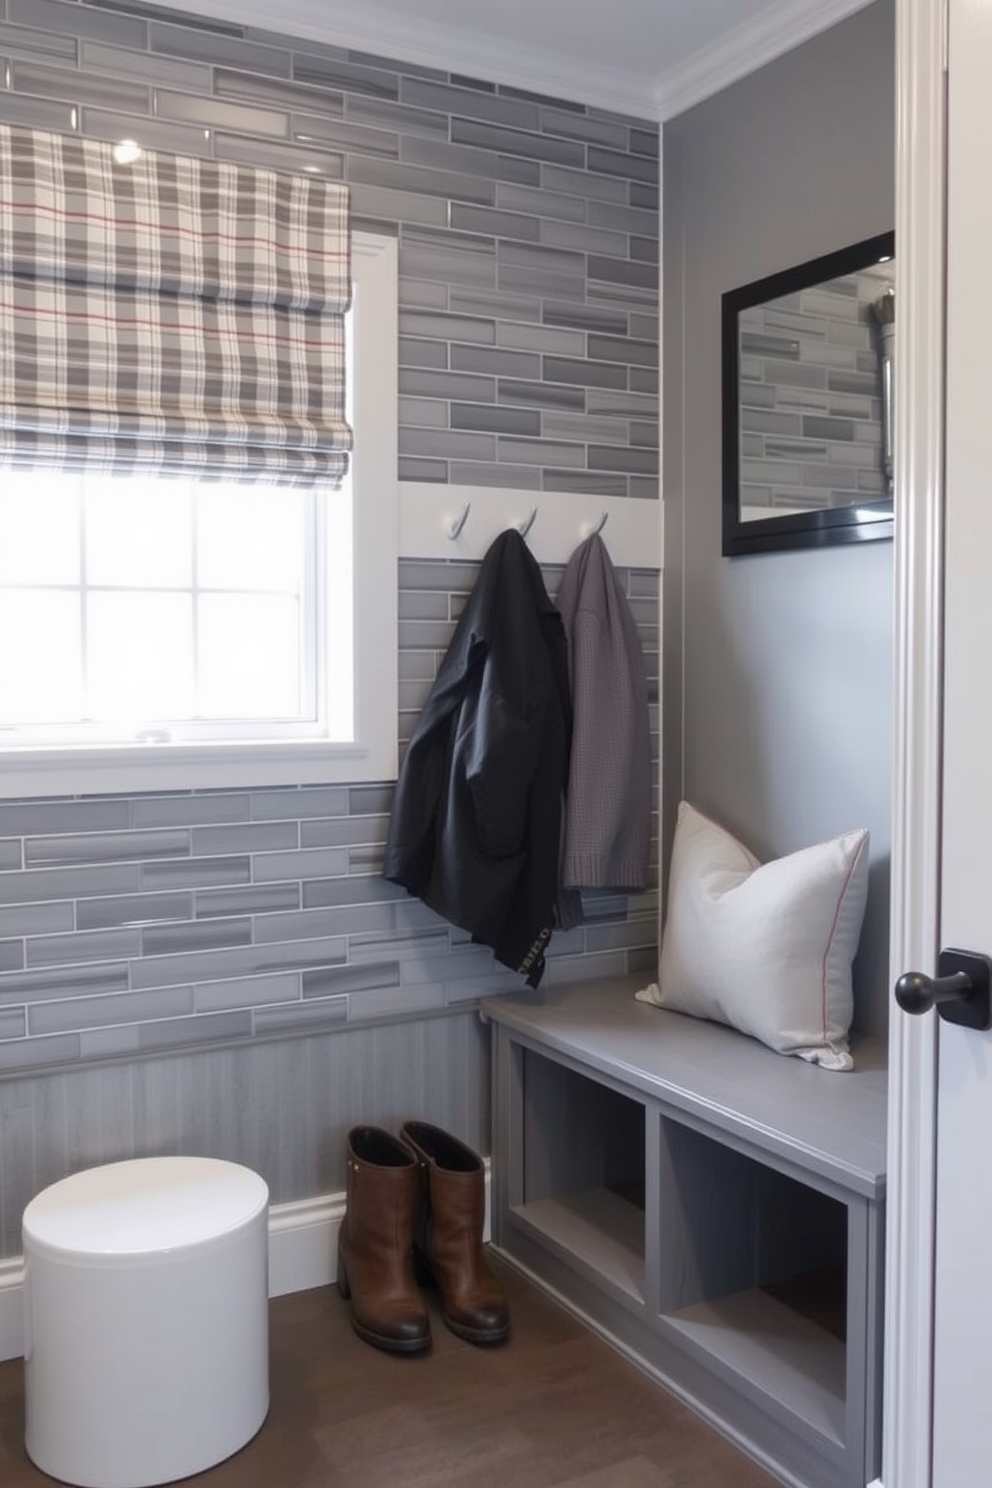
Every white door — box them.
[928,1,992,1482]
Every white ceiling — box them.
[154,0,873,117]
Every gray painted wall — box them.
[662,0,895,1041]
[0,0,659,1251]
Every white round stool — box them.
[22,1156,269,1488]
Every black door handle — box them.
[894,949,992,1030]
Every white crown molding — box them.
[654,0,875,120]
[149,0,873,122]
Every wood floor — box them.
[0,1258,779,1487]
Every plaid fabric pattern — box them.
[0,126,352,484]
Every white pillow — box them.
[638,801,869,1070]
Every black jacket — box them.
[383,530,570,987]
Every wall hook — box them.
[517,507,538,540]
[446,502,471,540]
[581,512,609,540]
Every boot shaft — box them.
[343,1126,420,1259]
[400,1121,486,1253]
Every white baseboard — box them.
[0,1165,491,1364]
[0,1259,23,1364]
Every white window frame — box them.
[0,230,398,798]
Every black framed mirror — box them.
[722,231,895,556]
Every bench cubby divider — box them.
[482,975,886,1488]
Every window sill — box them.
[0,736,396,799]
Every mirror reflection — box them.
[722,231,895,556]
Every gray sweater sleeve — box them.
[556,534,652,891]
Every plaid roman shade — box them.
[0,126,352,484]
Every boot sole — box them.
[442,1312,510,1347]
[413,1248,509,1346]
[350,1316,432,1354]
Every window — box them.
[0,232,398,797]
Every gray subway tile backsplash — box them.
[0,1033,82,1073]
[28,985,195,1037]
[79,37,211,89]
[77,892,193,931]
[292,53,400,101]
[190,822,298,856]
[448,460,542,490]
[129,793,251,829]
[141,855,250,890]
[195,970,301,1013]
[0,20,77,59]
[399,75,540,130]
[130,934,348,991]
[252,846,350,883]
[213,64,344,115]
[138,1009,253,1050]
[0,797,131,837]
[0,942,23,973]
[154,87,290,137]
[0,961,131,1005]
[451,116,584,168]
[11,59,150,110]
[149,21,290,76]
[0,1008,26,1040]
[301,961,400,998]
[213,132,343,176]
[81,105,215,157]
[10,0,146,46]
[0,0,659,1079]
[24,828,190,867]
[251,996,348,1036]
[194,883,300,918]
[0,862,142,904]
[27,928,143,968]
[449,344,540,379]
[0,901,73,937]
[140,916,253,957]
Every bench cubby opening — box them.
[484,976,887,1488]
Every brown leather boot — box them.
[337,1126,431,1354]
[399,1121,509,1346]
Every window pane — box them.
[196,487,306,591]
[198,595,302,719]
[84,476,193,587]
[87,593,194,722]
[0,475,80,585]
[0,592,83,723]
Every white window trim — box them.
[0,230,398,799]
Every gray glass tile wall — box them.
[0,0,659,498]
[0,0,659,1233]
[0,563,659,1079]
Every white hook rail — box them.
[405,483,662,568]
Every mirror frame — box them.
[721,230,895,557]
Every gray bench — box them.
[481,973,886,1488]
